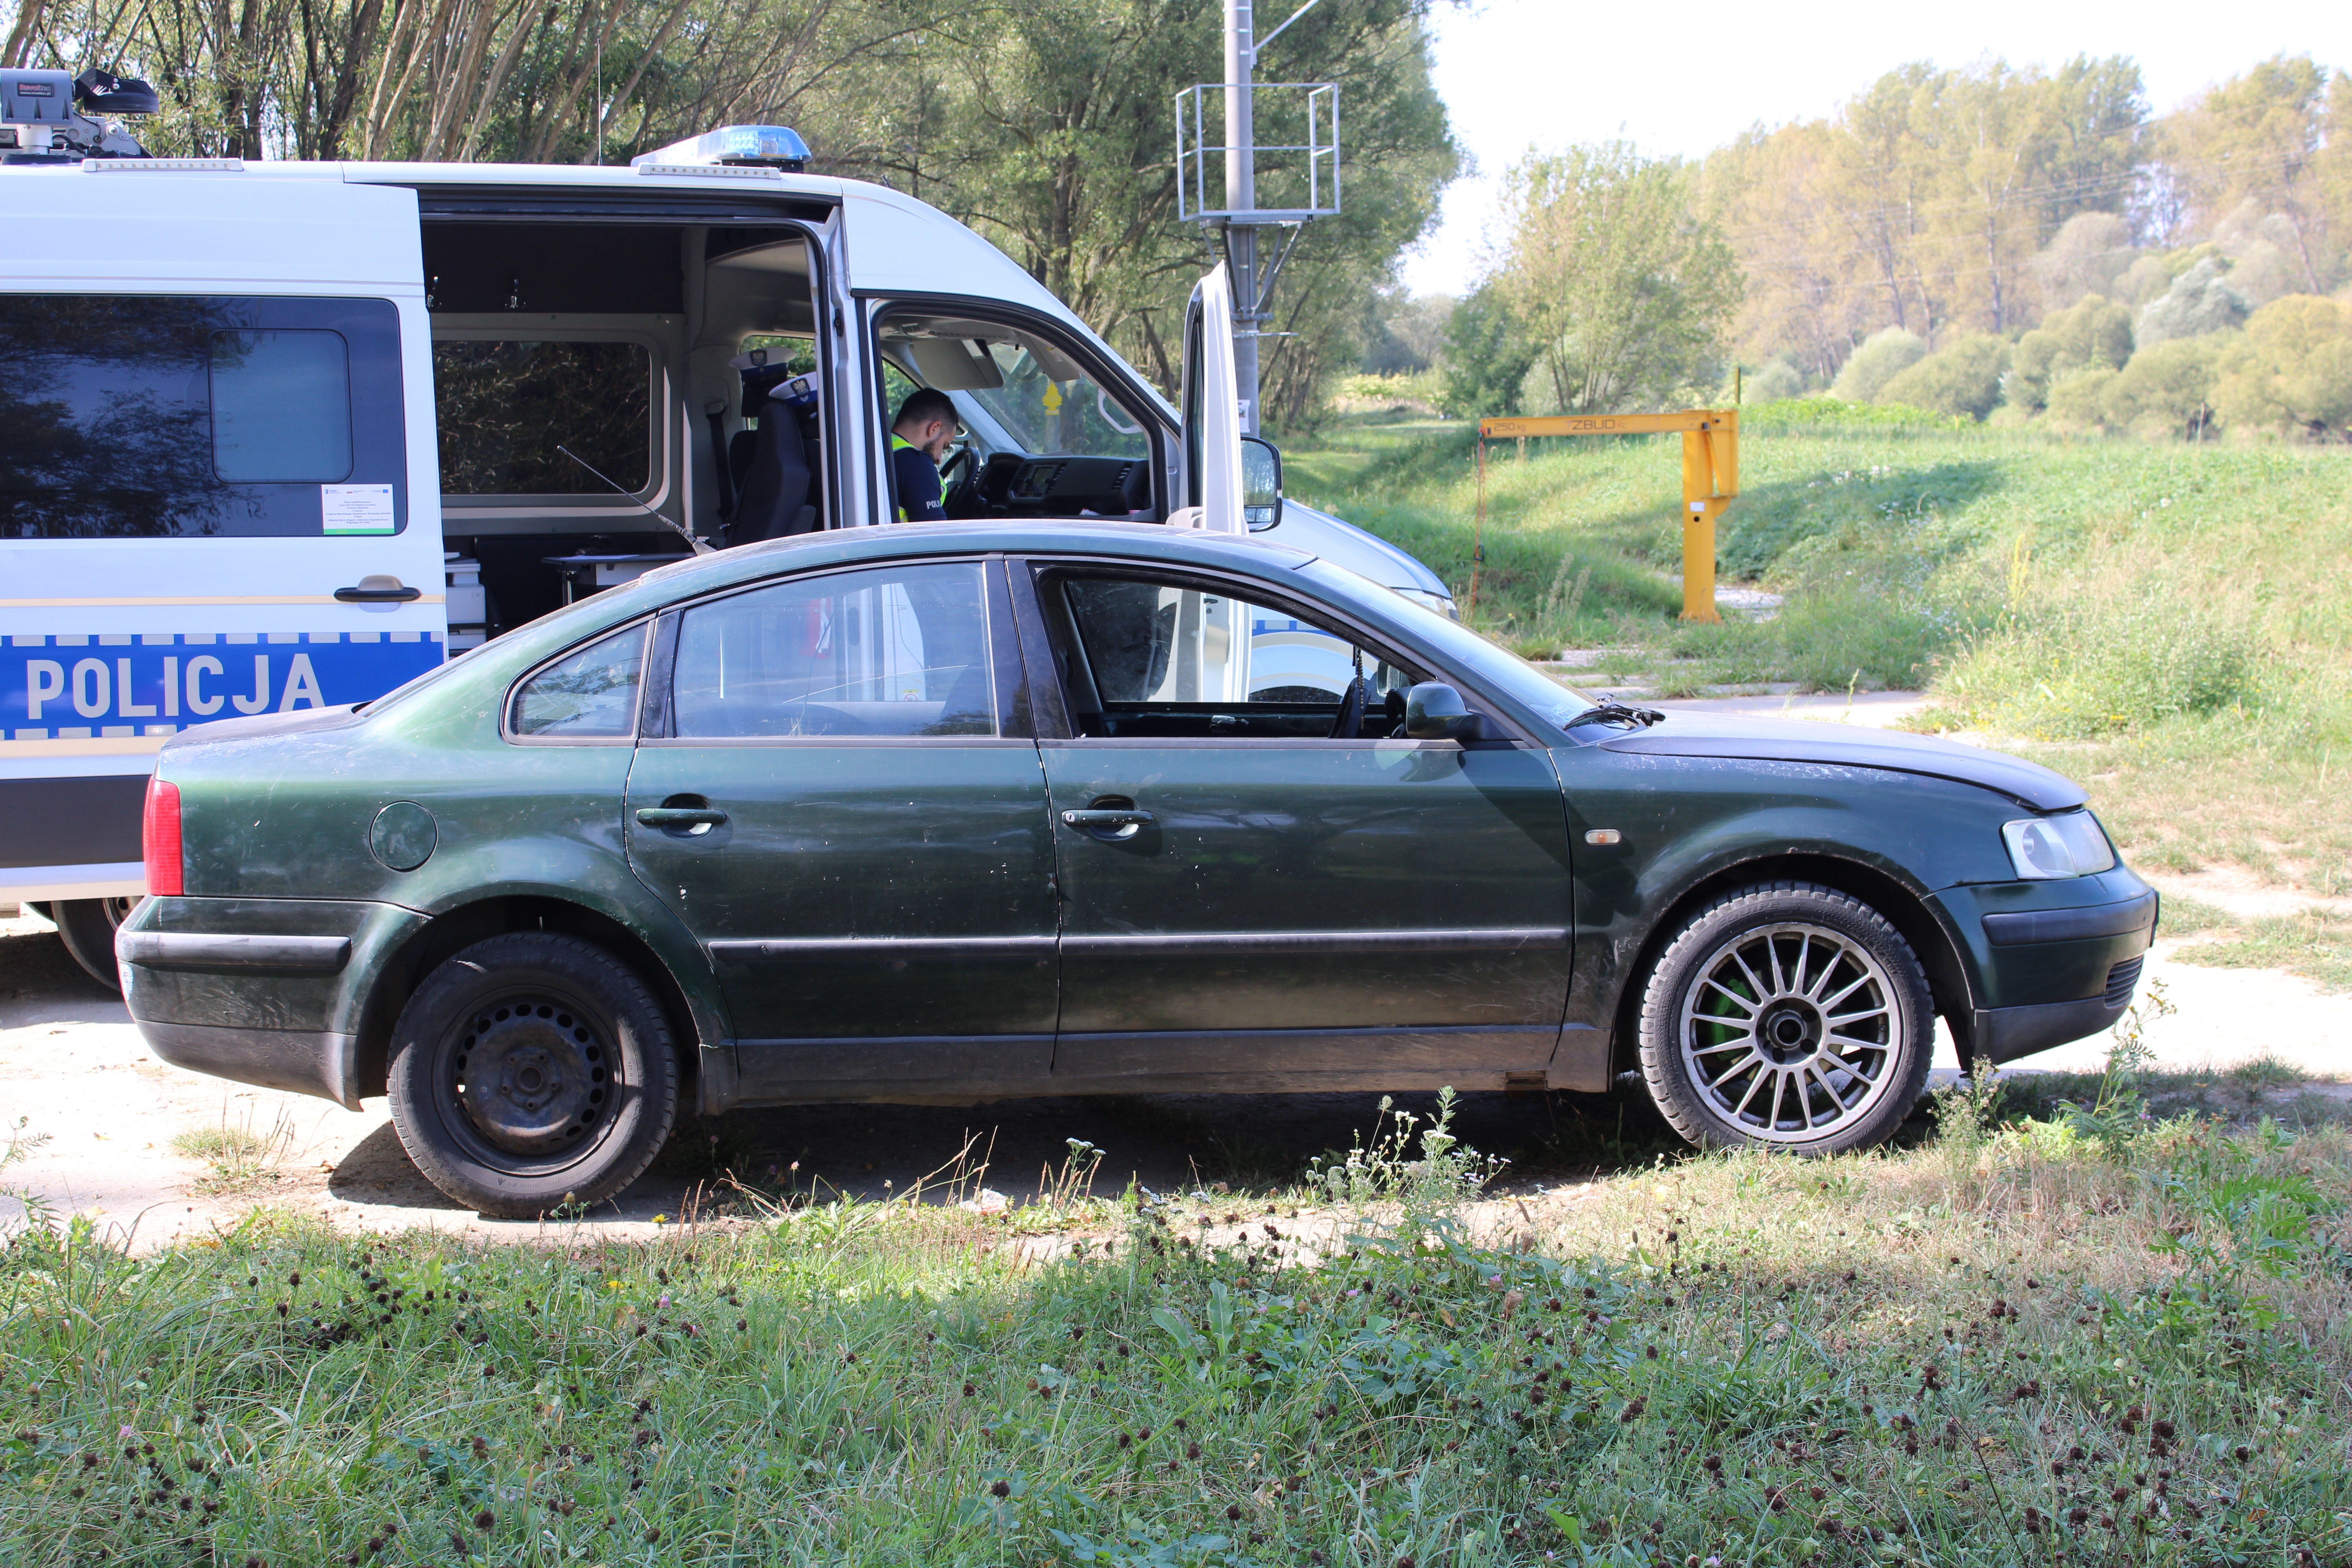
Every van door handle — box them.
[334,573,421,603]
[637,807,729,830]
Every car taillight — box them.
[143,776,183,896]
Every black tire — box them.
[386,933,679,1218]
[53,897,142,993]
[1637,881,1933,1154]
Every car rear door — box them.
[622,555,1058,1095]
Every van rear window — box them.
[433,340,652,495]
[0,295,405,539]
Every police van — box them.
[1,80,1456,986]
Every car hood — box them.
[1597,713,2088,812]
[1274,501,1453,601]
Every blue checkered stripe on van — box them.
[4,632,445,740]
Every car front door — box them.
[1017,560,1574,1084]
[624,556,1057,1095]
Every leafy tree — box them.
[2136,256,2252,346]
[2008,294,2133,412]
[2212,294,2352,439]
[1436,285,1537,418]
[1830,327,1926,402]
[1878,332,2011,420]
[2160,54,2339,294]
[2030,212,2137,312]
[1492,142,1741,414]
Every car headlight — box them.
[2001,811,2116,879]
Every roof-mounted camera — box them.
[2,67,157,163]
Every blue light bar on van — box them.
[630,125,809,172]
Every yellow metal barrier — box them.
[1472,409,1739,623]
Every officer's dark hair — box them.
[893,388,958,432]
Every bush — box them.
[2212,294,2352,440]
[1828,326,1925,402]
[2105,335,2228,438]
[2006,295,2134,414]
[1737,396,1965,432]
[1878,332,2011,421]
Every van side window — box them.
[509,623,648,740]
[0,295,404,539]
[434,340,652,495]
[210,330,354,482]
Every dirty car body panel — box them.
[122,520,2153,1153]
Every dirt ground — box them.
[5,893,2345,1254]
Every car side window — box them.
[1049,573,1416,739]
[670,562,996,739]
[509,622,647,739]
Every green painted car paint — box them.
[121,519,2154,1165]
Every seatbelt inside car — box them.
[704,401,736,536]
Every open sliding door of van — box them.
[0,168,444,915]
[1178,264,1245,535]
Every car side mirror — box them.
[1240,434,1283,532]
[1405,682,1483,741]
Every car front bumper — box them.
[1930,870,2157,1067]
[118,896,426,1109]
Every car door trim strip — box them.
[709,936,1058,963]
[1061,927,1567,958]
[123,932,353,973]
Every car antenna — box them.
[555,445,715,555]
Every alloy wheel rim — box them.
[445,995,616,1163]
[1678,921,1902,1143]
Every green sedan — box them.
[120,522,2155,1216]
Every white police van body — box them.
[1,109,1454,983]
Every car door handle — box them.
[1061,809,1153,828]
[636,807,728,829]
[334,574,422,603]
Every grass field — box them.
[4,1070,2350,1567]
[1281,403,2352,918]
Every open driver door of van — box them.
[1177,264,1245,534]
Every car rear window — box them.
[671,563,996,739]
[509,623,648,739]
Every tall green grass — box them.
[5,1093,2350,1566]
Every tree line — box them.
[1,0,1455,428]
[1434,53,2352,441]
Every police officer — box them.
[888,388,959,522]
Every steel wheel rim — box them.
[436,988,622,1174]
[1678,921,1902,1143]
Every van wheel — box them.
[386,933,678,1218]
[1637,882,1932,1154]
[53,897,142,993]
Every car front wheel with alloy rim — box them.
[1637,882,1933,1154]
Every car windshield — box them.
[1300,557,1599,738]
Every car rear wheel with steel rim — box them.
[387,933,678,1218]
[1638,882,1933,1153]
[50,896,143,993]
